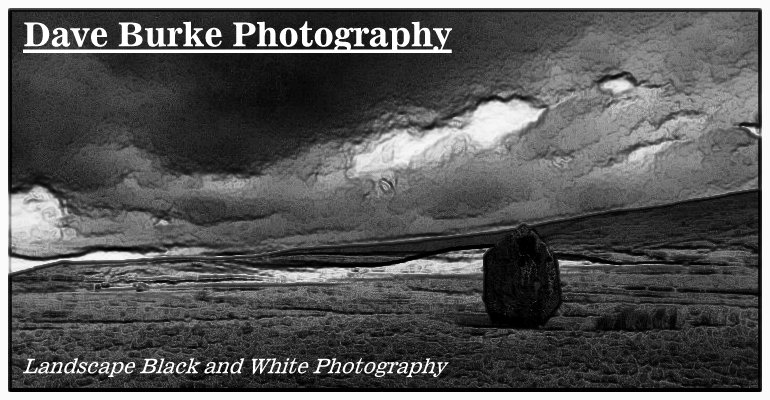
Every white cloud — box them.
[348,98,545,177]
[599,77,636,95]
[10,186,73,248]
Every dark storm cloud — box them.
[10,11,759,259]
[10,11,600,191]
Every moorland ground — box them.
[11,262,758,389]
[10,191,760,389]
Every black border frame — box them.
[6,8,763,392]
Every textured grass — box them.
[10,263,759,389]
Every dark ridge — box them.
[11,188,759,261]
[11,187,759,261]
[554,253,685,266]
[10,189,758,277]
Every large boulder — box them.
[483,224,562,327]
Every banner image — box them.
[8,9,760,390]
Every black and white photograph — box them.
[6,7,762,390]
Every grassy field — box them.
[10,262,758,389]
[9,191,759,389]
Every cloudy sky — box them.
[10,11,759,260]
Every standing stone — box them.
[483,224,561,327]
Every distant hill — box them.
[11,190,758,291]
